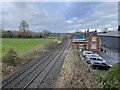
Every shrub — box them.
[2,64,15,79]
[2,48,21,66]
[20,46,47,64]
[104,62,120,88]
[44,41,57,50]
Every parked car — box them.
[82,50,94,57]
[86,53,102,60]
[87,57,106,64]
[90,62,112,70]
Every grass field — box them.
[2,35,60,57]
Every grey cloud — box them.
[1,2,118,32]
[68,2,118,31]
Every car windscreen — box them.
[93,63,100,65]
[87,54,99,58]
[89,55,98,57]
[90,58,96,60]
[102,63,107,65]
[86,52,93,54]
[97,58,103,61]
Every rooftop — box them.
[74,32,85,39]
[98,31,120,37]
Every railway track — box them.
[2,37,70,89]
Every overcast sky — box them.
[0,2,118,33]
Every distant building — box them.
[98,31,120,51]
[73,30,101,51]
[73,32,88,50]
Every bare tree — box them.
[42,30,52,38]
[19,20,28,32]
[19,20,30,38]
[102,28,108,33]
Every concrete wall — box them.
[100,36,120,51]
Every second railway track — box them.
[2,37,70,89]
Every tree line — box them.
[1,30,54,38]
[0,20,57,38]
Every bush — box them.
[2,64,15,79]
[104,62,120,88]
[44,41,57,50]
[20,45,47,64]
[2,48,21,66]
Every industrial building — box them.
[99,31,120,51]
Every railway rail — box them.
[2,37,70,89]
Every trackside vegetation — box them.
[2,35,60,56]
[1,35,62,79]
[104,62,120,88]
[55,46,101,88]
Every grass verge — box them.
[2,35,60,56]
[55,46,101,88]
[1,35,61,79]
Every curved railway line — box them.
[2,37,70,89]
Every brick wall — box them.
[88,33,100,51]
[74,42,87,49]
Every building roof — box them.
[87,32,94,37]
[73,32,87,42]
[73,39,88,42]
[74,32,85,39]
[87,31,100,40]
[98,31,120,37]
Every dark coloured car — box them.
[90,62,112,70]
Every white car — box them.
[87,57,106,64]
[86,53,102,60]
[82,51,94,57]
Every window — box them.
[97,58,102,61]
[92,36,96,41]
[90,58,96,60]
[91,44,96,49]
[79,44,84,49]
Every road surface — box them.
[98,46,120,65]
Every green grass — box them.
[0,38,2,59]
[95,70,108,79]
[2,35,60,56]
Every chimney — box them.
[87,28,89,33]
[85,30,86,37]
[86,28,89,38]
[95,30,97,32]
